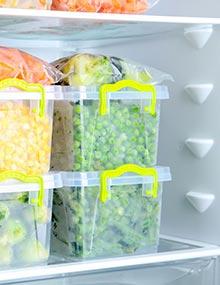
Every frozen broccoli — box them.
[0,246,13,266]
[16,192,29,204]
[61,54,115,86]
[52,184,161,259]
[18,239,49,263]
[34,205,51,224]
[23,205,50,224]
[5,219,26,245]
[0,202,9,224]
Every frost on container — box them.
[0,79,54,175]
[0,172,61,269]
[51,167,171,259]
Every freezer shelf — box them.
[5,258,218,285]
[0,9,220,43]
[0,235,219,284]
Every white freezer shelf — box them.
[0,9,220,44]
[0,235,220,284]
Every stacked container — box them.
[0,77,62,268]
[50,78,172,260]
[0,171,62,268]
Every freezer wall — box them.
[149,0,220,17]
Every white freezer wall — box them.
[149,0,220,17]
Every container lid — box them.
[61,167,171,187]
[52,85,169,101]
[0,172,63,194]
[0,85,169,101]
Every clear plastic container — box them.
[51,0,159,14]
[0,171,62,269]
[0,79,55,175]
[51,81,169,172]
[51,165,171,260]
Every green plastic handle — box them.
[0,171,44,207]
[0,78,46,118]
[100,164,158,203]
[99,80,157,116]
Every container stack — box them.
[0,48,172,266]
[50,53,172,260]
[0,47,63,269]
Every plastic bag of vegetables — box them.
[51,0,159,14]
[52,53,172,87]
[0,47,62,85]
[51,53,171,171]
[0,0,51,9]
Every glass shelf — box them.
[0,9,220,43]
[0,235,219,284]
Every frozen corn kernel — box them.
[0,102,52,175]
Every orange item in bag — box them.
[0,47,62,85]
[51,0,148,13]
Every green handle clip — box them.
[0,78,46,118]
[0,171,44,207]
[99,80,157,116]
[100,164,158,203]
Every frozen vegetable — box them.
[5,219,26,245]
[18,239,49,263]
[53,53,172,86]
[52,184,161,258]
[51,0,159,13]
[0,0,51,9]
[0,202,9,223]
[0,246,12,266]
[51,99,159,171]
[0,192,50,268]
[0,102,51,175]
[0,47,62,85]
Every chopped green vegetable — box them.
[0,202,9,224]
[5,219,26,245]
[0,190,51,268]
[18,239,49,263]
[0,246,13,266]
[52,100,159,171]
[53,53,171,87]
[52,184,161,259]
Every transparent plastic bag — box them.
[0,0,51,9]
[0,47,63,85]
[51,0,159,14]
[52,53,173,87]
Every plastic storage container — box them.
[51,165,171,259]
[51,81,169,172]
[51,0,159,14]
[0,171,62,269]
[0,79,54,175]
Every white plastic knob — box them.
[186,191,215,213]
[185,138,214,158]
[185,84,213,104]
[184,25,213,49]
